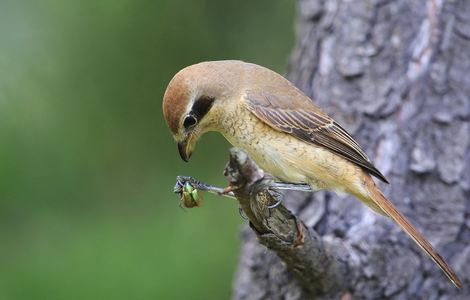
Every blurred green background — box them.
[0,1,294,299]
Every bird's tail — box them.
[363,176,462,288]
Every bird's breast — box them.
[216,105,356,190]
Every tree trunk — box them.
[232,0,469,299]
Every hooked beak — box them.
[178,140,192,162]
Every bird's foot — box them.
[220,184,239,195]
[267,197,283,209]
[238,207,248,220]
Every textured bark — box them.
[232,0,470,299]
[223,149,350,297]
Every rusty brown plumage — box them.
[162,72,192,135]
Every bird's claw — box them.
[220,184,238,195]
[238,207,248,220]
[267,197,283,209]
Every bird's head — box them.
[162,61,242,162]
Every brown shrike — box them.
[162,60,461,288]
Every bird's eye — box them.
[183,115,197,129]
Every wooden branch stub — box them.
[224,148,349,295]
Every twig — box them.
[173,148,352,297]
[174,175,313,200]
[174,175,236,199]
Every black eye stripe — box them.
[191,96,215,121]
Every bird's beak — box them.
[178,139,192,162]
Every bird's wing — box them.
[243,89,389,183]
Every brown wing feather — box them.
[244,89,389,183]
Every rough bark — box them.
[223,149,352,298]
[232,0,470,299]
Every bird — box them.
[162,60,462,288]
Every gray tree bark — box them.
[232,0,470,299]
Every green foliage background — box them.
[0,1,294,299]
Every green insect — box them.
[180,181,202,208]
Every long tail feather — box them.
[364,177,462,288]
